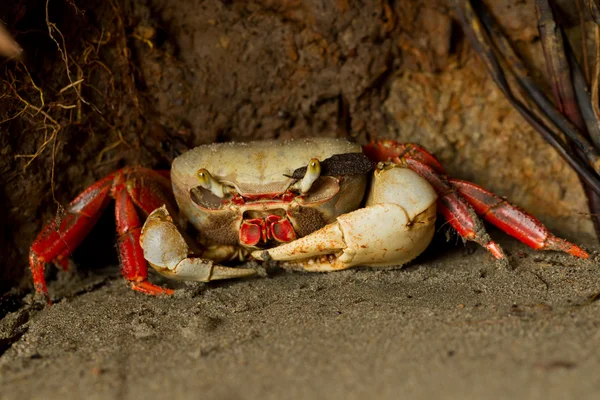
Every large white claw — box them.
[140,206,256,281]
[252,167,438,271]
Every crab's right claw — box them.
[252,203,436,271]
[140,206,256,282]
[253,167,438,272]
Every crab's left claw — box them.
[141,206,257,281]
[253,167,438,271]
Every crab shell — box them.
[171,138,368,249]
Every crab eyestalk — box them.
[197,168,225,198]
[299,158,321,194]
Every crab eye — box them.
[196,168,225,198]
[299,158,321,194]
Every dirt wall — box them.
[0,0,594,294]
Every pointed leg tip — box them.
[131,281,174,296]
[33,288,52,306]
[545,237,589,259]
[485,241,506,260]
[567,245,589,259]
[33,278,50,297]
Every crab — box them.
[29,138,588,300]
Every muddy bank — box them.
[1,239,600,399]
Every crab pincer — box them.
[140,206,256,282]
[252,165,438,271]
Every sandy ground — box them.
[1,237,600,400]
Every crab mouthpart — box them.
[240,215,296,246]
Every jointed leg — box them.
[114,186,174,295]
[125,169,175,216]
[363,141,446,173]
[404,158,505,260]
[451,179,588,258]
[364,140,588,260]
[29,167,179,301]
[29,174,114,299]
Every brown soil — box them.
[2,240,600,399]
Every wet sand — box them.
[1,238,600,400]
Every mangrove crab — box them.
[29,138,588,299]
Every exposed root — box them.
[96,130,128,164]
[1,0,149,185]
[6,67,60,171]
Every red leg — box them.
[124,169,176,216]
[363,139,588,260]
[125,171,178,294]
[30,167,176,301]
[363,140,446,174]
[114,180,174,295]
[364,140,505,259]
[451,180,589,258]
[29,174,115,299]
[403,158,506,260]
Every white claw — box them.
[155,258,256,281]
[252,221,346,265]
[252,167,438,271]
[140,206,256,281]
[140,206,189,270]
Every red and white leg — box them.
[29,167,179,301]
[451,179,588,258]
[363,140,589,260]
[114,181,174,295]
[29,174,115,300]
